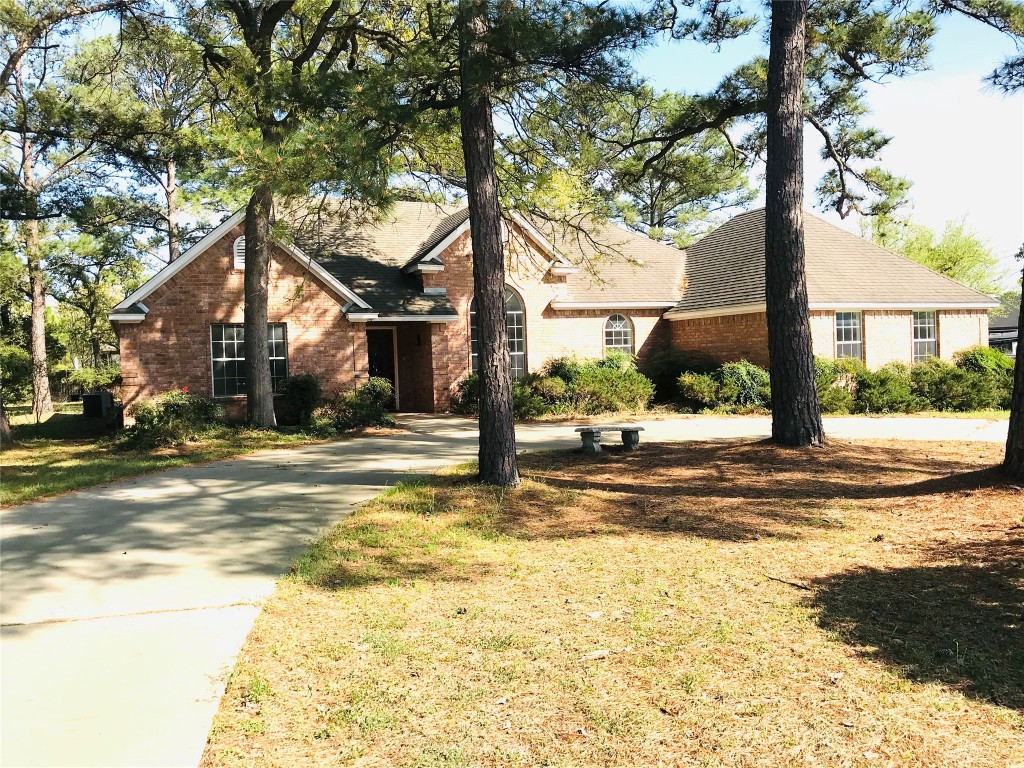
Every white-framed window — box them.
[210,323,288,397]
[835,311,863,360]
[604,314,634,356]
[232,237,245,270]
[470,286,526,380]
[913,311,937,361]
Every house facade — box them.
[111,203,996,417]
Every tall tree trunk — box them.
[166,159,181,262]
[459,0,520,487]
[1002,267,1024,478]
[764,0,823,448]
[0,395,10,446]
[25,218,53,423]
[244,183,276,427]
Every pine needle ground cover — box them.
[203,441,1023,768]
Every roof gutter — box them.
[549,300,677,310]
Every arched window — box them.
[470,286,526,379]
[232,237,246,270]
[604,314,634,356]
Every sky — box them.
[634,13,1024,288]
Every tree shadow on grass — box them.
[809,535,1024,710]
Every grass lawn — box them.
[202,439,1023,768]
[1,403,340,507]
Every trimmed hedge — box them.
[669,349,1012,414]
[281,373,322,427]
[451,353,655,419]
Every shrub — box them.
[543,356,585,383]
[954,345,1014,376]
[568,364,654,414]
[281,374,322,427]
[0,343,32,402]
[815,358,855,415]
[453,356,655,418]
[123,389,227,447]
[677,372,720,410]
[717,360,770,408]
[332,377,395,430]
[512,381,548,419]
[641,349,719,401]
[597,349,634,372]
[911,358,999,412]
[450,374,481,415]
[854,363,924,414]
[953,345,1013,409]
[534,376,568,403]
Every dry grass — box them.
[202,440,1024,768]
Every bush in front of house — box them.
[676,359,770,412]
[852,362,926,414]
[815,358,857,414]
[281,373,322,427]
[122,389,227,447]
[451,354,655,418]
[910,358,1000,412]
[952,345,1014,408]
[641,348,719,401]
[314,377,396,433]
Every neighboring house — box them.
[989,301,1020,357]
[110,203,996,416]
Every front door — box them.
[366,327,398,409]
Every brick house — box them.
[110,203,996,416]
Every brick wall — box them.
[117,223,367,420]
[669,311,770,367]
[938,309,988,360]
[422,226,672,408]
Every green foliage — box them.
[281,374,322,427]
[954,345,1015,376]
[533,376,569,404]
[677,372,721,410]
[717,361,771,408]
[1,343,32,402]
[122,390,227,448]
[676,359,770,411]
[642,349,719,401]
[910,358,999,412]
[853,363,924,414]
[567,364,655,414]
[68,365,120,392]
[312,378,396,435]
[814,358,855,415]
[452,356,655,418]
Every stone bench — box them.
[575,425,645,453]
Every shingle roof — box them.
[672,208,996,314]
[290,201,686,313]
[545,219,686,304]
[290,201,465,316]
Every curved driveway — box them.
[0,414,1008,767]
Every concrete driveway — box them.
[0,414,1008,767]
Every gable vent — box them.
[233,237,245,270]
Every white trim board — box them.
[666,300,997,321]
[110,211,371,319]
[404,218,470,272]
[348,313,459,323]
[551,300,677,310]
